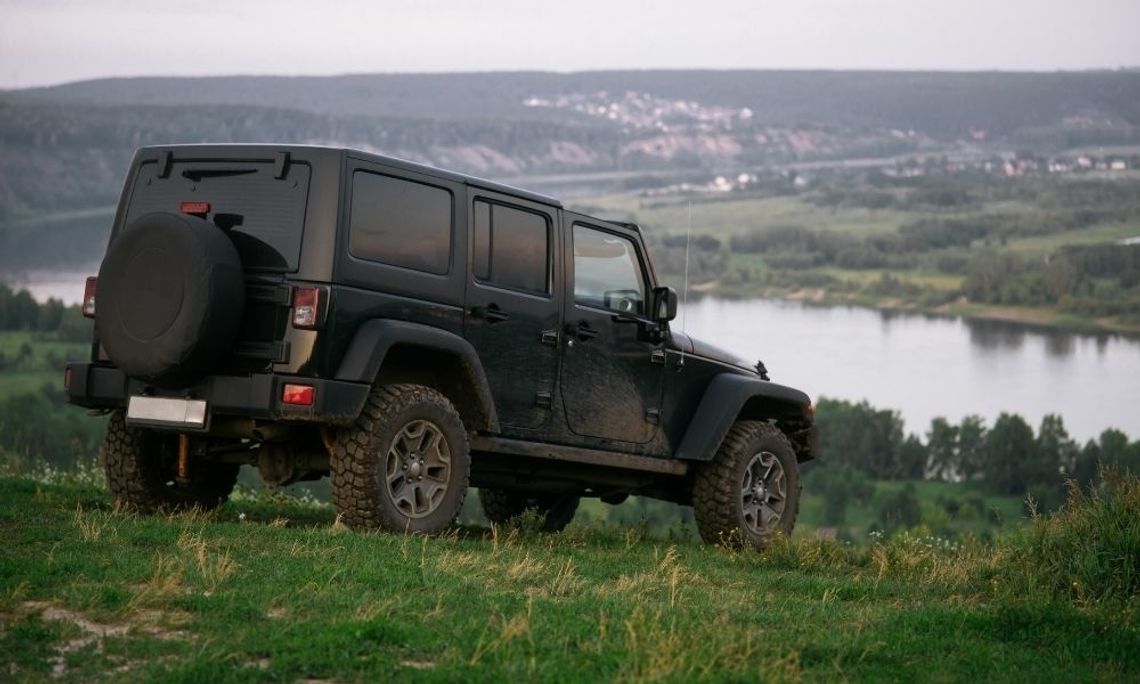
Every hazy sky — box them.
[2,0,1138,89]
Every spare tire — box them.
[96,212,244,387]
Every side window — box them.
[472,199,549,294]
[573,225,646,314]
[349,171,452,274]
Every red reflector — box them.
[180,201,211,216]
[82,276,97,318]
[282,384,315,406]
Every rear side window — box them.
[350,171,452,275]
[472,200,549,294]
[124,160,310,272]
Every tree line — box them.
[0,283,90,340]
[811,397,1138,513]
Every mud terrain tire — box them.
[101,411,239,512]
[692,421,800,550]
[96,212,244,387]
[330,384,470,534]
[479,489,580,532]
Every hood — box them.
[670,332,756,373]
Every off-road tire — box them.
[692,421,800,550]
[479,489,580,532]
[330,383,470,534]
[101,411,239,512]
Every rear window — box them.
[349,171,453,275]
[123,159,311,272]
[473,200,549,294]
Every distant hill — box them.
[8,70,1140,135]
[2,70,1139,268]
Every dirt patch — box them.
[21,601,192,678]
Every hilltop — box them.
[1,473,1138,681]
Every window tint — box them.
[349,171,452,274]
[573,225,646,314]
[473,200,549,294]
[125,160,310,272]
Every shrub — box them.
[1002,467,1140,604]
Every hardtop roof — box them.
[136,143,563,208]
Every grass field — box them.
[0,331,87,400]
[578,193,934,238]
[2,475,1136,682]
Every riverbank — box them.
[707,282,1140,337]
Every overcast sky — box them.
[2,0,1138,89]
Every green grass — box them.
[799,479,1025,539]
[0,331,88,365]
[0,331,88,400]
[0,372,65,400]
[1004,222,1140,256]
[2,475,1137,682]
[583,193,919,237]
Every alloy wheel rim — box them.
[740,450,786,535]
[384,419,451,518]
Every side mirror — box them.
[651,286,678,323]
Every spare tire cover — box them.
[96,212,244,387]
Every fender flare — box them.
[674,373,812,462]
[334,319,500,432]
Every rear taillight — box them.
[291,286,328,330]
[82,277,97,318]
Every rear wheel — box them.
[330,384,470,534]
[692,421,799,550]
[101,411,239,512]
[479,489,580,532]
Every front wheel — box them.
[692,421,800,550]
[330,383,470,534]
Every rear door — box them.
[462,190,561,433]
[559,217,665,444]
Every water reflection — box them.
[1043,331,1076,358]
[681,297,1140,442]
[965,318,1027,353]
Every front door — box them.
[559,218,664,444]
[463,192,561,433]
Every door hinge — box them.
[535,391,553,409]
[645,408,661,425]
[650,349,666,365]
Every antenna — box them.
[676,199,692,369]
[682,199,691,333]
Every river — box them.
[681,297,1140,442]
[7,270,1139,442]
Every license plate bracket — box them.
[126,396,209,429]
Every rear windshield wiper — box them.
[181,168,258,182]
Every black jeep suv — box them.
[66,144,815,549]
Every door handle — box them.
[472,305,510,323]
[569,322,599,342]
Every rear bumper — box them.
[64,362,371,427]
